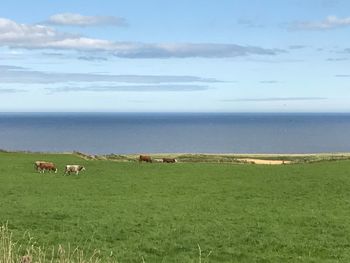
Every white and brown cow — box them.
[34,161,46,171]
[34,161,58,173]
[64,165,86,175]
[162,158,177,163]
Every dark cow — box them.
[162,158,177,163]
[37,162,58,173]
[64,165,86,175]
[139,155,152,163]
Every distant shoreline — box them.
[2,149,350,164]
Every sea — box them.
[0,112,350,155]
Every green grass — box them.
[2,152,350,262]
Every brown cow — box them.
[37,162,58,173]
[162,158,177,163]
[139,155,152,163]
[34,160,46,171]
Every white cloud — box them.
[259,80,280,84]
[288,45,307,49]
[46,85,209,93]
[0,17,284,58]
[237,19,264,28]
[0,18,61,44]
[0,65,220,84]
[326,57,348,61]
[222,97,327,102]
[111,43,284,58]
[0,88,26,93]
[77,56,108,61]
[46,13,127,27]
[335,74,350,77]
[293,16,350,30]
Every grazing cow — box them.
[34,160,46,171]
[162,158,177,163]
[139,155,152,163]
[65,165,86,175]
[37,162,58,173]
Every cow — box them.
[34,160,46,171]
[162,158,177,163]
[64,165,86,175]
[37,162,58,173]
[139,155,152,163]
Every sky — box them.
[0,0,350,112]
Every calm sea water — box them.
[0,113,350,154]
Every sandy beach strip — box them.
[236,158,291,165]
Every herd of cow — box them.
[139,155,177,163]
[34,161,86,175]
[33,155,176,175]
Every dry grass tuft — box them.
[0,224,117,263]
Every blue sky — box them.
[0,0,350,112]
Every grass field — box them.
[1,151,350,262]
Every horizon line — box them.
[1,111,350,114]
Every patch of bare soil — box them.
[237,158,291,165]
